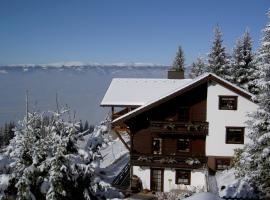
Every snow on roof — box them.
[100,78,192,106]
[112,73,254,124]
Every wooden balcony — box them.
[150,121,208,136]
[130,153,206,169]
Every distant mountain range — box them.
[0,62,170,71]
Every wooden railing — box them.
[130,153,206,169]
[150,121,209,135]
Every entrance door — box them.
[150,169,164,192]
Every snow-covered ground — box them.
[0,174,10,196]
[183,192,222,200]
[216,169,259,199]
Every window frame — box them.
[152,138,162,155]
[175,170,191,185]
[219,96,238,110]
[216,158,231,170]
[177,138,191,153]
[225,127,245,144]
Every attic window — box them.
[226,127,245,144]
[219,96,237,110]
[178,107,189,121]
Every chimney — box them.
[167,69,185,79]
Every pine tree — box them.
[231,30,258,93]
[3,110,106,199]
[189,57,206,78]
[207,25,231,80]
[84,120,89,131]
[172,46,185,71]
[236,10,270,197]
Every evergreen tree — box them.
[79,120,84,132]
[84,120,89,131]
[236,10,270,197]
[231,30,258,93]
[0,127,3,148]
[2,110,106,199]
[172,46,185,71]
[189,57,206,78]
[207,25,231,80]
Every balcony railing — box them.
[150,121,209,135]
[130,153,206,169]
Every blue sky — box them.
[0,0,269,66]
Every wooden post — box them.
[111,106,115,119]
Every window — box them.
[152,138,162,154]
[177,139,190,152]
[226,127,244,144]
[175,170,190,185]
[219,96,238,110]
[216,158,231,170]
[178,107,189,121]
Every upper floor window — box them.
[152,138,162,154]
[226,127,244,144]
[177,139,190,152]
[175,170,190,185]
[219,96,238,110]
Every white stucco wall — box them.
[164,169,206,192]
[206,82,258,157]
[133,166,151,190]
[133,166,206,192]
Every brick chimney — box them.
[167,69,185,79]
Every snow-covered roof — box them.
[112,73,254,124]
[100,78,192,107]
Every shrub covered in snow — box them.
[0,110,119,200]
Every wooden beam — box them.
[114,130,131,152]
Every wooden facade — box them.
[124,83,208,169]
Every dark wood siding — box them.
[129,83,208,165]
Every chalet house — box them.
[100,71,257,192]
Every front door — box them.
[150,169,164,192]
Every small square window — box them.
[219,96,237,110]
[152,138,162,155]
[175,170,190,185]
[216,158,231,170]
[226,127,244,144]
[177,139,190,152]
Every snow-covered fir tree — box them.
[172,46,185,72]
[1,109,110,199]
[189,57,206,78]
[231,30,258,94]
[236,10,270,197]
[207,25,231,80]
